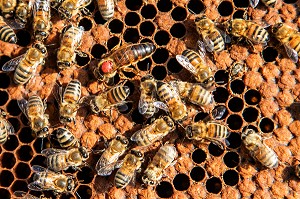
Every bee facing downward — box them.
[0,110,15,145]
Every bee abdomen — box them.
[98,0,114,20]
[255,146,278,168]
[249,25,269,43]
[290,37,300,55]
[64,80,81,103]
[114,171,129,188]
[56,128,79,148]
[14,64,33,85]
[208,123,229,138]
[0,25,17,43]
[47,154,66,171]
[0,122,8,144]
[107,85,130,104]
[211,33,225,52]
[191,85,212,106]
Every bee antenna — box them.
[75,191,81,199]
[215,80,225,84]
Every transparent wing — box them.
[2,54,25,72]
[218,28,231,43]
[212,106,227,120]
[97,161,121,176]
[17,99,29,118]
[32,165,47,172]
[41,148,67,156]
[130,125,154,142]
[117,102,129,112]
[13,191,27,198]
[284,44,298,63]
[175,55,198,75]
[138,94,149,115]
[249,0,259,7]
[210,139,226,150]
[196,40,208,59]
[4,18,25,29]
[153,101,169,113]
[28,182,47,191]
[203,37,215,52]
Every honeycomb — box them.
[0,0,300,198]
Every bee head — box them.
[33,43,47,54]
[141,74,154,82]
[131,150,144,160]
[60,116,72,123]
[186,126,193,139]
[66,177,75,191]
[272,23,283,34]
[142,175,155,186]
[93,67,105,81]
[79,147,89,159]
[57,60,71,69]
[116,135,129,145]
[163,116,174,127]
[195,14,206,22]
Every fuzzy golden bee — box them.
[57,0,92,19]
[57,79,82,124]
[250,0,277,8]
[14,191,50,199]
[195,14,230,53]
[15,0,32,27]
[0,16,17,44]
[272,23,300,63]
[114,150,144,189]
[169,80,214,107]
[56,127,80,149]
[32,0,51,41]
[42,147,89,172]
[2,42,47,85]
[88,84,130,114]
[156,81,187,123]
[225,19,270,45]
[138,74,159,118]
[97,0,114,20]
[93,42,156,84]
[0,110,14,145]
[142,144,178,186]
[17,94,49,138]
[131,116,175,147]
[0,0,17,18]
[96,135,128,176]
[28,165,75,194]
[57,25,85,69]
[242,128,278,168]
[176,49,214,89]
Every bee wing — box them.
[212,106,227,120]
[17,99,29,119]
[210,139,226,150]
[117,102,129,112]
[4,119,15,134]
[2,54,25,72]
[3,18,25,29]
[130,125,152,142]
[175,55,198,75]
[249,0,259,7]
[196,40,208,59]
[202,37,215,53]
[218,28,231,43]
[52,82,63,104]
[138,95,149,115]
[32,165,47,172]
[28,182,47,191]
[284,44,298,63]
[153,101,169,113]
[13,191,28,198]
[41,148,67,156]
[97,161,122,176]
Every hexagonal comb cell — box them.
[206,177,222,194]
[223,151,240,168]
[0,73,10,89]
[156,181,174,198]
[192,148,207,164]
[223,169,239,186]
[167,58,182,73]
[0,170,14,187]
[215,70,229,86]
[0,90,9,106]
[190,166,206,182]
[245,89,261,105]
[1,152,16,169]
[259,117,275,133]
[173,174,190,191]
[218,1,234,16]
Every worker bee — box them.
[0,0,17,18]
[0,110,15,145]
[88,84,130,114]
[225,19,270,45]
[131,116,175,147]
[14,191,50,199]
[0,16,17,43]
[156,81,187,123]
[93,42,156,84]
[295,163,300,178]
[169,80,214,107]
[241,128,278,168]
[250,0,277,8]
[15,0,32,27]
[57,79,82,124]
[272,23,300,63]
[114,150,144,189]
[229,62,247,79]
[186,106,229,149]
[57,0,92,19]
[142,144,178,186]
[17,94,49,138]
[176,49,214,90]
[97,0,114,20]
[28,165,75,194]
[32,0,51,41]
[96,135,128,176]
[138,74,159,118]
[42,147,89,172]
[55,127,80,148]
[195,14,231,53]
[2,42,47,85]
[57,25,85,70]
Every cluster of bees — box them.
[0,0,298,197]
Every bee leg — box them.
[80,7,92,16]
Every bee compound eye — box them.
[67,118,72,122]
[150,181,155,185]
[116,136,120,140]
[43,127,49,132]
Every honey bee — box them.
[295,164,300,178]
[241,128,278,168]
[156,81,187,123]
[88,84,130,114]
[169,80,214,107]
[229,61,247,79]
[186,106,229,149]
[272,23,300,63]
[0,0,17,18]
[42,147,89,172]
[176,49,214,90]
[138,74,159,118]
[225,19,270,45]
[2,42,47,85]
[96,135,128,176]
[14,191,50,199]
[57,25,85,70]
[250,0,277,8]
[93,42,156,84]
[131,116,175,147]
[57,79,82,124]
[15,0,32,27]
[142,144,178,186]
[57,0,92,19]
[17,94,49,138]
[97,0,115,20]
[0,16,17,43]
[28,165,75,194]
[114,150,144,189]
[32,0,51,41]
[0,110,15,145]
[194,14,231,53]
[56,127,80,148]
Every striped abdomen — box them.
[0,22,17,43]
[253,144,278,168]
[98,0,114,20]
[151,145,177,169]
[246,23,269,43]
[0,120,8,144]
[107,85,130,104]
[289,34,300,56]
[156,82,179,102]
[262,0,276,7]
[63,79,81,104]
[112,43,156,68]
[47,154,68,171]
[207,30,225,52]
[143,99,156,118]
[207,122,229,139]
[189,85,213,106]
[27,95,44,116]
[182,49,205,71]
[56,128,79,148]
[61,26,83,48]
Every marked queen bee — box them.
[32,0,52,41]
[93,42,156,84]
[272,23,300,63]
[28,165,76,194]
[2,42,47,85]
[242,128,278,168]
[0,109,15,145]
